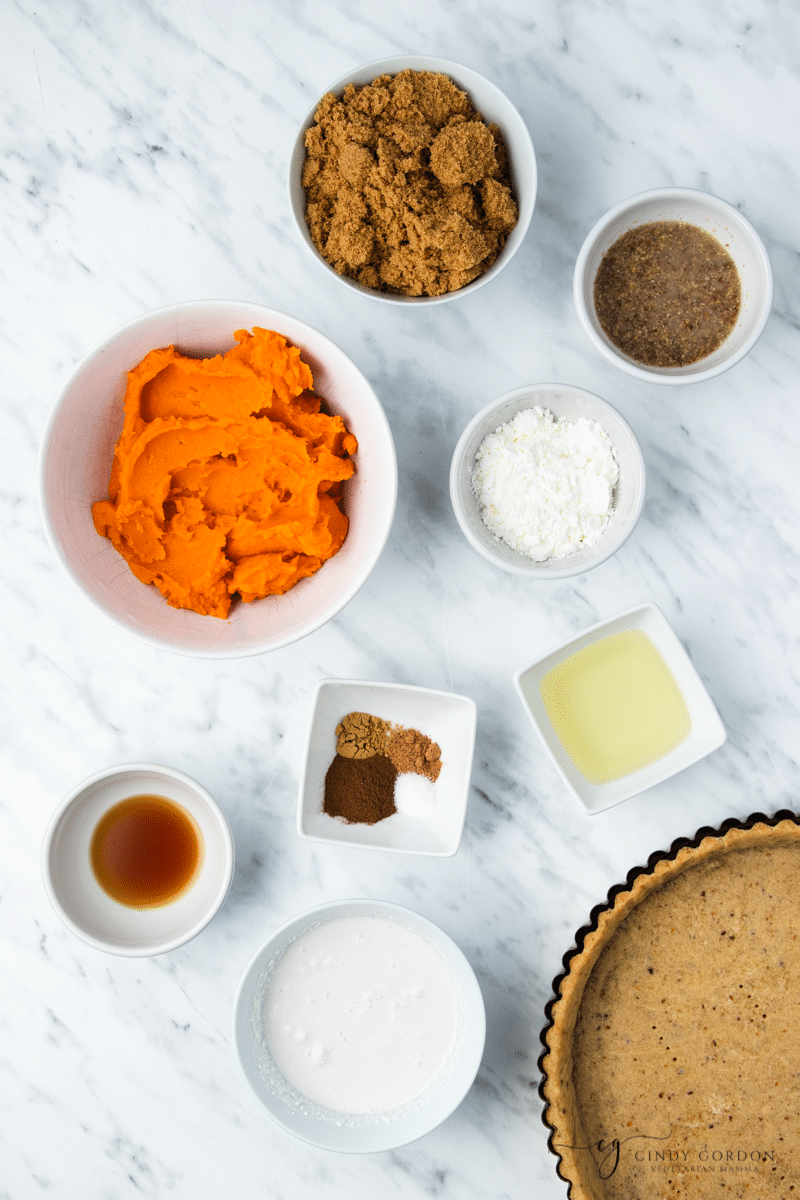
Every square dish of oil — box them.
[513,603,726,814]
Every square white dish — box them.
[514,603,726,814]
[298,680,477,856]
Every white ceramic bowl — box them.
[298,679,477,856]
[574,187,773,384]
[514,602,726,814]
[233,898,486,1151]
[42,763,234,956]
[39,300,397,657]
[289,55,536,305]
[450,383,646,579]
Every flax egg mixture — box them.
[92,327,357,618]
[593,220,741,367]
[261,913,459,1115]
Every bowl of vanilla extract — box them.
[42,763,234,956]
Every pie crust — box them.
[540,812,800,1199]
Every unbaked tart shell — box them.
[540,811,800,1200]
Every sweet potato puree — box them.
[92,327,357,619]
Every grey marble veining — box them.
[2,0,800,1196]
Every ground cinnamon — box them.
[323,753,398,824]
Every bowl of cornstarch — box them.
[449,383,646,578]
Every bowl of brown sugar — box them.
[289,56,536,303]
[297,679,477,855]
[574,187,773,384]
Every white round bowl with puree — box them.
[42,762,234,956]
[39,299,397,658]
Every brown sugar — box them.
[302,69,518,297]
[429,121,497,187]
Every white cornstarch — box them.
[471,406,620,561]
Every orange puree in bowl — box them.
[92,327,357,619]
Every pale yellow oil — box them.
[539,629,691,785]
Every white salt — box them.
[394,773,437,818]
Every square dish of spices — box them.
[297,679,477,856]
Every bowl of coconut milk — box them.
[233,898,486,1151]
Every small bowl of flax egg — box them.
[42,763,234,956]
[574,187,773,384]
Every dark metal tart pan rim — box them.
[537,807,800,1194]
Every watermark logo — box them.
[555,1130,776,1179]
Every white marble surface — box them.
[2,0,799,1196]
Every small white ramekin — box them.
[574,187,773,384]
[42,762,234,956]
[450,383,646,579]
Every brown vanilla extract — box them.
[90,794,202,908]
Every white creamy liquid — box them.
[262,914,459,1114]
